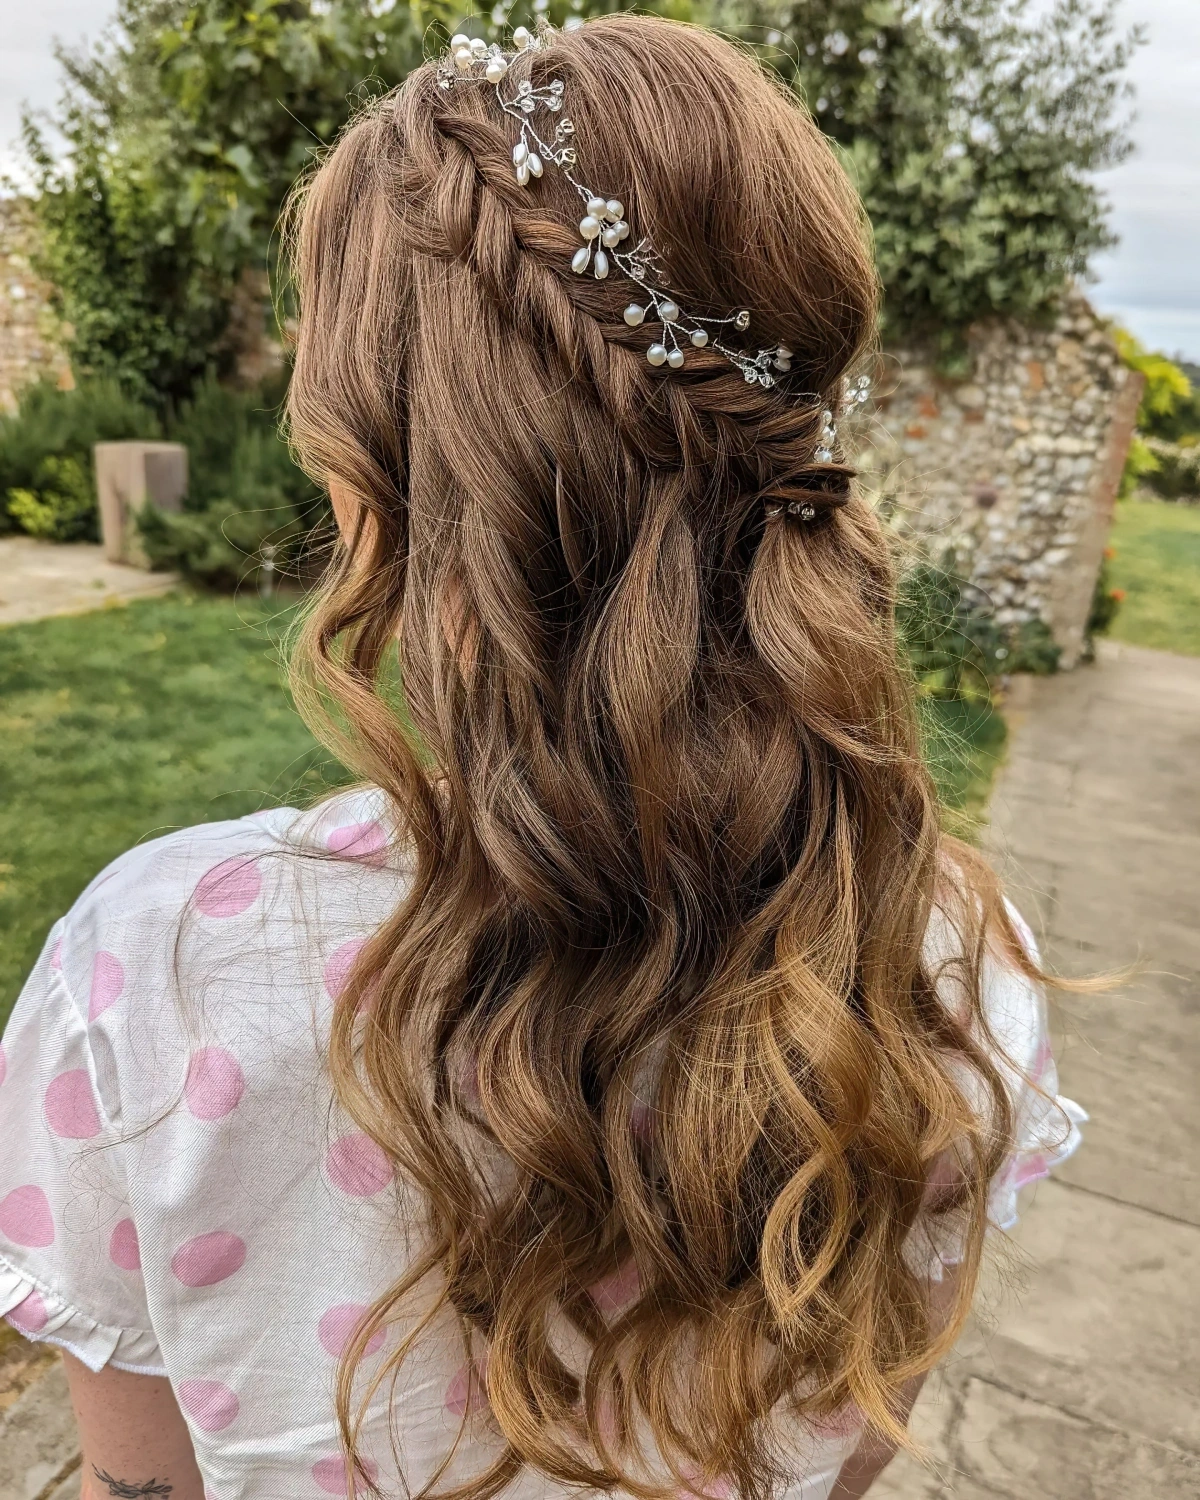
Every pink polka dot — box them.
[109,1217,141,1271]
[44,1069,101,1139]
[50,938,63,970]
[0,1186,54,1248]
[171,1231,246,1287]
[325,1134,393,1197]
[88,951,124,1021]
[324,939,365,1001]
[184,1048,245,1121]
[1009,1152,1051,1191]
[193,858,262,919]
[444,1356,489,1417]
[178,1379,240,1433]
[589,1259,641,1316]
[6,1289,48,1335]
[0,1045,6,1089]
[318,1303,385,1358]
[311,1456,378,1495]
[326,821,388,865]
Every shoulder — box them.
[48,788,409,1052]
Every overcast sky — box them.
[2,0,1198,360]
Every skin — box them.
[59,481,946,1498]
[63,1353,202,1500]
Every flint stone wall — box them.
[0,199,73,415]
[854,293,1142,668]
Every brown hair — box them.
[285,16,1025,1499]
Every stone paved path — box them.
[877,639,1200,1498]
[1,641,1197,1497]
[0,537,176,628]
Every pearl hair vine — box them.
[439,26,802,386]
[436,22,872,495]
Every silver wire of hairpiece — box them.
[439,26,801,384]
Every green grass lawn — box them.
[1106,497,1200,656]
[0,592,349,1025]
[0,591,1006,1027]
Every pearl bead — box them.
[690,328,709,347]
[512,25,531,48]
[513,141,529,165]
[667,348,685,369]
[774,355,792,372]
[527,153,543,177]
[777,344,793,359]
[450,33,470,50]
[593,250,609,279]
[571,246,592,274]
[579,215,602,240]
[586,195,607,218]
[515,160,530,186]
[624,303,646,326]
[454,47,473,70]
[646,344,668,367]
[605,199,624,220]
[601,226,621,248]
[470,37,488,56]
[485,58,507,83]
[613,220,630,240]
[658,299,679,323]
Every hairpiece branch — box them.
[438,25,870,468]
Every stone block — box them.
[0,1357,80,1500]
[93,442,187,568]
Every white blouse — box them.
[0,789,1084,1500]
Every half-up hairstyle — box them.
[285,16,1032,1499]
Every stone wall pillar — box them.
[94,442,188,567]
[851,292,1141,667]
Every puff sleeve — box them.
[0,919,164,1373]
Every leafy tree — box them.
[729,0,1140,345]
[1113,329,1198,442]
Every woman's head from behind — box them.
[288,16,1009,1500]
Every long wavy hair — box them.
[285,16,1030,1499]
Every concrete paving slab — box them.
[0,536,177,627]
[0,1358,79,1500]
[892,638,1200,1496]
[950,1379,1199,1499]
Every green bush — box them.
[897,561,1060,698]
[6,457,97,542]
[0,378,157,539]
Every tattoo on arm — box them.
[92,1467,173,1498]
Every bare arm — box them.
[62,1353,204,1500]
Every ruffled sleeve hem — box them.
[905,1090,1088,1281]
[0,1253,165,1376]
